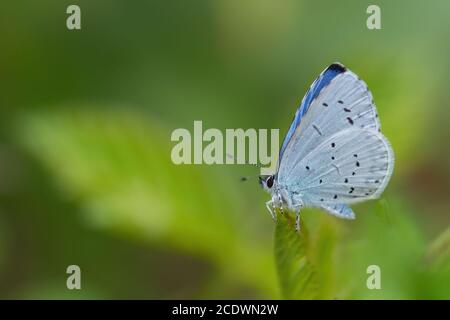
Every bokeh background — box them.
[1,0,450,299]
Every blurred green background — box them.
[1,0,450,299]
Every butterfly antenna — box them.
[239,174,262,182]
[226,153,262,168]
[226,153,261,182]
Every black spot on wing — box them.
[327,63,347,73]
[312,124,323,135]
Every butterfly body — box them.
[261,63,394,230]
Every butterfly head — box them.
[259,175,275,193]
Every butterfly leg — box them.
[265,200,277,221]
[292,206,302,232]
[278,194,285,215]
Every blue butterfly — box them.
[260,63,394,230]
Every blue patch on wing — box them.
[279,63,347,160]
[322,203,355,219]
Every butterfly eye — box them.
[266,176,274,188]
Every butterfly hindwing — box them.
[321,204,355,219]
[286,128,394,206]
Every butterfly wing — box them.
[277,64,380,182]
[321,204,355,219]
[286,128,394,206]
[279,63,347,160]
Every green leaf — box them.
[15,108,278,297]
[274,212,319,299]
[310,215,337,299]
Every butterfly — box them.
[260,63,394,231]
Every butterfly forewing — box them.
[279,63,347,160]
[278,69,380,183]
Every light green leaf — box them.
[16,108,277,297]
[274,212,319,299]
